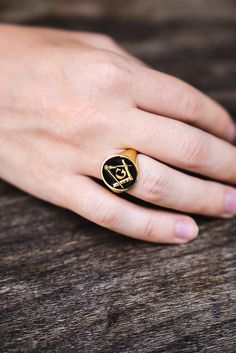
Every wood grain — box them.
[0,1,236,352]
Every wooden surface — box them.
[0,1,236,352]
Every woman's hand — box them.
[1,24,236,244]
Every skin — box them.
[1,24,236,245]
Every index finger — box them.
[131,65,236,142]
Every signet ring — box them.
[101,148,138,193]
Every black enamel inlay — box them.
[102,156,137,192]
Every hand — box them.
[1,24,236,244]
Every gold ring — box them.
[101,148,138,193]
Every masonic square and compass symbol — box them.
[101,153,138,193]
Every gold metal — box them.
[101,148,138,193]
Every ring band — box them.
[101,149,138,193]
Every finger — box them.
[83,150,236,218]
[61,174,198,244]
[125,108,236,183]
[131,66,236,142]
[128,154,236,218]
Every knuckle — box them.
[94,52,129,91]
[79,33,117,48]
[181,133,206,168]
[143,217,156,242]
[96,33,115,45]
[142,167,168,201]
[93,201,119,228]
[196,193,209,213]
[178,90,199,121]
[31,153,52,179]
[196,185,221,215]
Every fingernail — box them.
[175,219,199,243]
[224,190,236,215]
[225,124,236,142]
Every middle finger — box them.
[124,108,236,184]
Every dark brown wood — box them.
[0,1,236,352]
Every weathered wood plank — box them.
[0,1,235,352]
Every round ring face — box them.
[101,155,138,193]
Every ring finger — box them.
[129,154,236,218]
[85,150,236,218]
